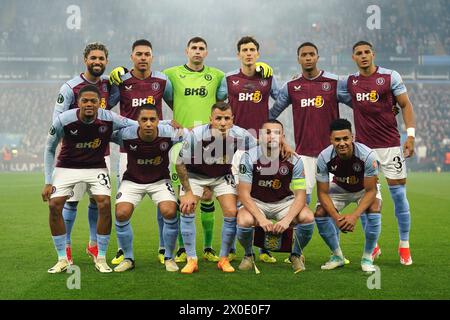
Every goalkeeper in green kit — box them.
[109,36,273,263]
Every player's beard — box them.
[88,65,105,77]
[303,66,314,73]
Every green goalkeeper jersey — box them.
[163,64,227,128]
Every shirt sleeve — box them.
[111,112,138,131]
[290,156,306,190]
[163,78,174,104]
[315,154,330,183]
[110,129,124,147]
[44,117,64,184]
[364,151,379,177]
[231,127,258,150]
[217,75,228,101]
[270,76,280,100]
[269,81,290,119]
[52,83,74,122]
[337,76,353,107]
[391,70,407,96]
[178,130,195,165]
[159,119,173,126]
[238,151,254,185]
[108,84,120,109]
[158,123,189,142]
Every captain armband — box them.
[290,178,306,190]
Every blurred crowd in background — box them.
[1,0,449,171]
[1,83,448,172]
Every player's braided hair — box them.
[83,42,109,59]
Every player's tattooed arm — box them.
[176,162,191,193]
[176,162,198,214]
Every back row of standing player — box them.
[45,36,416,272]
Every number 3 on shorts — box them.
[224,174,236,188]
[97,173,111,189]
[166,182,175,195]
[393,155,403,173]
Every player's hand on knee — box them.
[180,191,197,214]
[258,218,274,233]
[41,184,53,202]
[109,66,128,86]
[338,215,355,232]
[255,62,273,78]
[273,220,289,234]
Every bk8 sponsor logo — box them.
[356,90,379,102]
[76,138,102,149]
[238,90,262,103]
[258,179,282,189]
[184,87,208,97]
[132,96,155,107]
[300,96,324,108]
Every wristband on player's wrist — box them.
[406,127,415,138]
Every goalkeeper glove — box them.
[255,62,273,78]
[109,66,128,85]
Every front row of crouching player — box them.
[42,86,381,274]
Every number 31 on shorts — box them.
[97,173,111,189]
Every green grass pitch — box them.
[0,172,449,300]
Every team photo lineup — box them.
[41,35,416,277]
[4,0,450,303]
